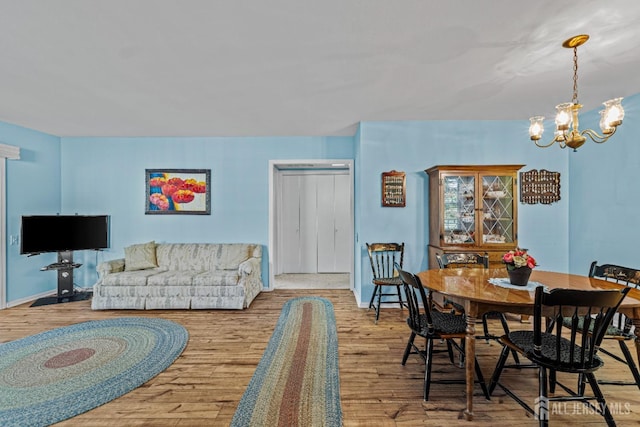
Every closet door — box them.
[298,175,318,273]
[279,174,318,273]
[317,174,350,273]
[332,173,351,272]
[280,175,302,273]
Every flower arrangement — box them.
[502,248,537,271]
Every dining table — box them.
[415,267,640,421]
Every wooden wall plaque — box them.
[382,170,406,207]
[520,169,561,204]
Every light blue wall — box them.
[60,136,354,288]
[0,122,61,302]
[355,120,570,304]
[568,93,640,273]
[4,95,636,306]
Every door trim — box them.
[268,160,354,291]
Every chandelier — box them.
[528,34,624,151]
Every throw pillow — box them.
[124,241,158,271]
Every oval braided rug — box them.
[0,317,188,427]
[231,296,342,427]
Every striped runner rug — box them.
[230,296,342,427]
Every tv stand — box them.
[31,251,92,307]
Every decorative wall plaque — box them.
[520,169,561,204]
[381,170,406,207]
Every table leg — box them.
[464,313,476,421]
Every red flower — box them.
[172,189,195,203]
[149,177,166,187]
[182,178,206,193]
[167,177,184,187]
[149,193,169,210]
[503,248,537,270]
[162,184,179,197]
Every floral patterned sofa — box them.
[91,242,263,310]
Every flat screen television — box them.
[20,215,110,255]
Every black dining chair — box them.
[435,252,519,364]
[488,285,630,427]
[396,265,490,401]
[366,242,405,323]
[583,261,640,391]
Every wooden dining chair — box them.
[396,265,490,401]
[435,252,519,364]
[366,242,405,323]
[584,261,640,391]
[489,285,630,427]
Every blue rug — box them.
[231,296,342,427]
[0,317,188,427]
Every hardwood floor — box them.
[2,289,640,426]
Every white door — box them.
[333,173,351,272]
[317,174,350,273]
[280,175,302,273]
[278,171,350,274]
[298,175,318,273]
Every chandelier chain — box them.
[572,46,579,104]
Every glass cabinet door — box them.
[442,175,476,245]
[481,175,515,244]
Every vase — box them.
[507,267,532,286]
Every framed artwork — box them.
[520,169,561,205]
[145,169,211,214]
[381,170,406,207]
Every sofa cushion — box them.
[101,269,164,286]
[124,241,158,271]
[193,270,240,286]
[154,243,259,271]
[147,271,200,286]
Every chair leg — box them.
[549,369,556,394]
[369,285,383,323]
[619,341,640,391]
[482,313,491,344]
[488,344,511,395]
[473,353,490,400]
[424,337,434,401]
[446,340,455,364]
[538,366,549,427]
[395,285,405,309]
[402,332,416,365]
[368,285,377,309]
[496,314,521,366]
[585,372,617,427]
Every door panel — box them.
[298,175,318,273]
[280,175,301,273]
[333,174,351,272]
[316,175,335,272]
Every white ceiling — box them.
[1,1,640,138]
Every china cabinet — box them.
[425,165,524,268]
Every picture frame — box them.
[520,169,561,205]
[381,170,406,207]
[145,169,211,215]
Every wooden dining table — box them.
[416,267,640,421]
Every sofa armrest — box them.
[97,258,126,278]
[238,257,260,277]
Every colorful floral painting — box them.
[145,169,211,214]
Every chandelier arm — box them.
[581,127,617,144]
[534,137,566,149]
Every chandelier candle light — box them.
[528,34,625,151]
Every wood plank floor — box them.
[2,289,640,426]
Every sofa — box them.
[91,242,263,310]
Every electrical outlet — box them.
[10,235,18,245]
